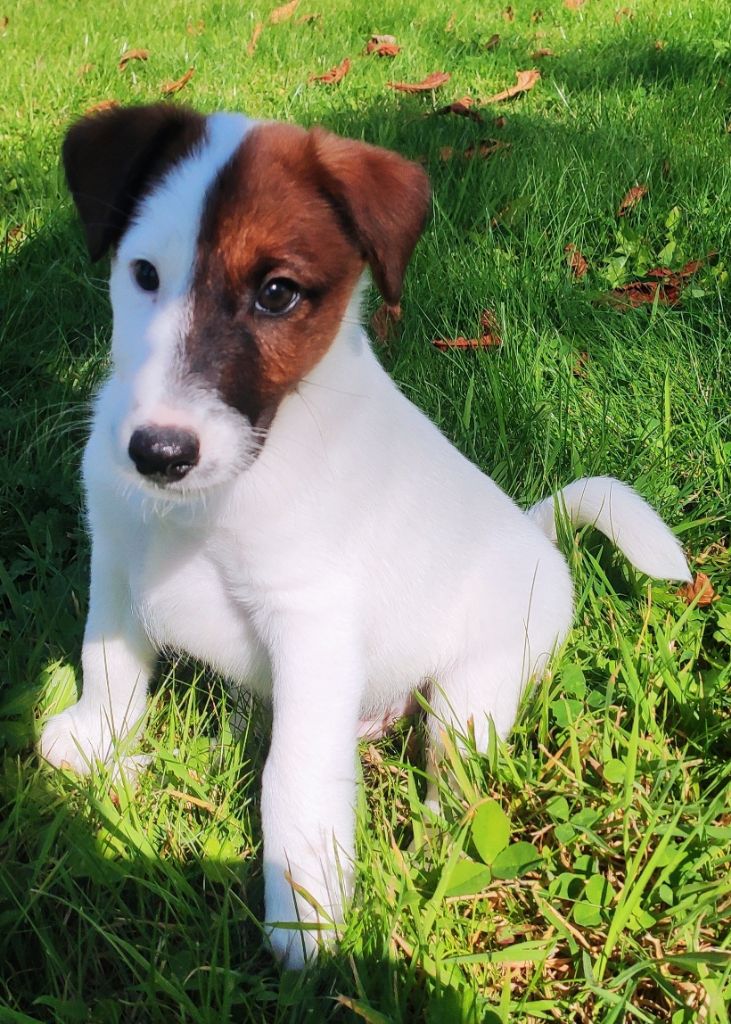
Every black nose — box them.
[128,425,200,482]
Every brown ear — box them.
[62,103,206,261]
[309,128,430,306]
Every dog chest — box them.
[128,524,271,696]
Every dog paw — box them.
[38,704,147,780]
[266,920,326,970]
[264,860,345,969]
[39,705,109,773]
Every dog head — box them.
[63,103,430,495]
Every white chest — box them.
[128,520,271,697]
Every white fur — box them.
[39,116,691,969]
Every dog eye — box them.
[255,278,300,315]
[131,259,160,293]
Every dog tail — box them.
[527,476,691,581]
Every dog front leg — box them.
[261,611,363,969]
[39,539,155,774]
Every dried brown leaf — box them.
[445,13,457,32]
[119,48,149,70]
[296,12,321,23]
[464,139,509,159]
[371,303,402,342]
[614,6,634,22]
[564,0,586,8]
[247,21,263,55]
[3,224,24,249]
[532,48,555,58]
[531,9,544,21]
[435,95,484,122]
[603,279,680,308]
[503,6,515,21]
[494,115,507,128]
[654,39,666,50]
[0,15,9,29]
[366,35,401,56]
[617,184,647,215]
[479,308,502,345]
[439,146,455,161]
[161,67,195,95]
[387,71,451,93]
[84,99,119,116]
[433,310,502,350]
[572,351,589,376]
[270,0,299,23]
[485,33,501,51]
[565,243,589,277]
[483,68,540,103]
[677,572,718,606]
[186,19,205,35]
[309,57,350,85]
[77,62,95,76]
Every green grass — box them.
[1,0,730,1020]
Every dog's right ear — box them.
[62,103,206,261]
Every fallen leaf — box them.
[483,69,540,103]
[494,115,507,128]
[572,350,589,376]
[371,303,402,342]
[0,15,8,29]
[387,71,451,93]
[3,224,24,248]
[247,21,263,55]
[439,146,455,161]
[296,12,321,23]
[445,13,457,32]
[654,38,666,50]
[270,0,299,22]
[436,96,484,123]
[480,308,502,344]
[564,0,586,8]
[503,6,515,21]
[84,99,119,116]
[366,35,401,56]
[433,309,502,350]
[614,6,634,21]
[119,48,149,70]
[309,57,350,85]
[366,33,397,49]
[565,243,589,277]
[677,572,718,606]
[533,48,555,58]
[485,33,501,51]
[603,279,680,308]
[186,19,205,35]
[532,9,544,21]
[464,139,510,158]
[77,62,95,76]
[617,184,647,215]
[647,257,704,281]
[161,67,195,95]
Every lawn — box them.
[1,0,730,1020]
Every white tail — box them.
[528,476,691,581]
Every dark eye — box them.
[132,259,160,293]
[255,278,300,315]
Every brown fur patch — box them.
[63,104,206,261]
[186,122,429,424]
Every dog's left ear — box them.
[309,128,431,307]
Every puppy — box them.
[40,104,691,968]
